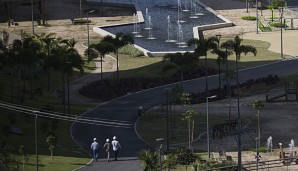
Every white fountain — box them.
[165,15,177,43]
[132,13,139,34]
[147,16,156,40]
[144,8,152,30]
[132,13,143,37]
[176,22,187,48]
[177,0,186,23]
[190,0,199,18]
[182,0,190,12]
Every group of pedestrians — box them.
[90,136,121,162]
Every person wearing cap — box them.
[111,136,121,161]
[91,138,99,162]
[103,138,111,162]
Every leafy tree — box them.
[252,99,264,146]
[188,37,217,91]
[90,41,115,85]
[138,150,159,171]
[163,153,177,171]
[272,0,287,8]
[101,33,134,82]
[176,146,197,170]
[181,110,198,151]
[46,134,57,161]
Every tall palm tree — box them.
[252,99,264,147]
[102,33,134,82]
[188,37,217,92]
[181,110,198,151]
[224,35,257,170]
[90,41,115,85]
[163,52,198,89]
[36,32,56,91]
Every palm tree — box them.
[36,32,56,91]
[102,33,134,82]
[163,52,198,89]
[210,37,227,89]
[224,35,257,170]
[50,38,84,113]
[138,150,159,171]
[90,41,115,85]
[252,99,264,147]
[181,110,198,151]
[188,37,217,92]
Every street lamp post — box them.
[87,10,96,60]
[66,61,71,114]
[216,34,221,89]
[255,137,259,171]
[206,95,217,159]
[166,88,169,151]
[279,7,284,59]
[156,138,164,171]
[256,0,259,34]
[33,111,39,171]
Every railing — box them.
[205,157,298,171]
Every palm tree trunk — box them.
[181,71,184,90]
[205,55,208,92]
[188,119,191,149]
[236,54,242,171]
[61,71,65,114]
[117,51,119,82]
[218,62,221,89]
[47,68,50,91]
[30,67,34,99]
[10,70,14,103]
[191,119,194,152]
[41,0,45,25]
[101,55,103,85]
[51,149,53,161]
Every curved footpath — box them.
[71,58,298,171]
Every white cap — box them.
[106,139,110,142]
[93,138,97,141]
[113,136,117,140]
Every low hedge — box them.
[242,16,257,21]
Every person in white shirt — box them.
[111,136,121,161]
[91,138,99,162]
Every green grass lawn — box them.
[136,107,239,147]
[109,38,281,80]
[15,155,90,171]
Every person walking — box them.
[103,138,111,162]
[111,136,121,161]
[91,138,99,162]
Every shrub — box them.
[249,146,267,152]
[270,22,287,28]
[241,16,256,21]
[118,45,144,57]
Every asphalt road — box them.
[71,58,298,171]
